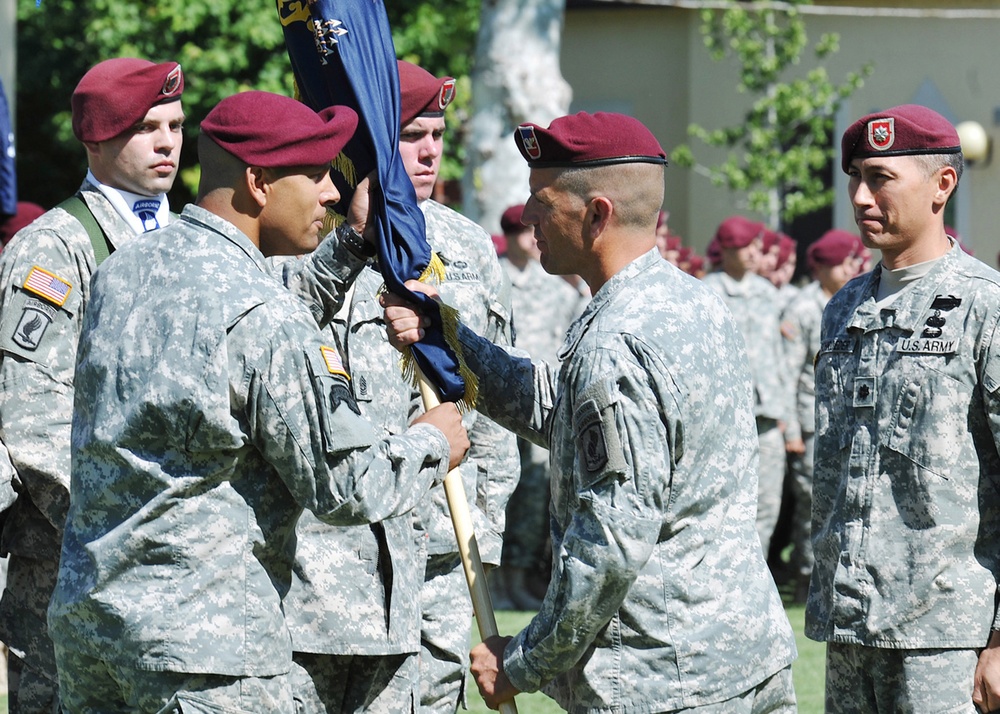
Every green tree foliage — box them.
[14,0,478,208]
[670,1,872,228]
[389,0,481,185]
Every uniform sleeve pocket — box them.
[305,347,377,455]
[573,379,628,491]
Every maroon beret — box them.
[515,112,668,169]
[808,229,859,269]
[500,204,525,233]
[776,234,797,266]
[841,104,961,173]
[706,238,722,267]
[760,227,780,252]
[200,91,358,168]
[715,216,764,250]
[0,202,46,245]
[72,58,184,143]
[398,60,456,128]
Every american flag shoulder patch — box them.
[23,266,72,307]
[320,346,350,379]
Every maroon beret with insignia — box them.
[72,58,184,143]
[514,112,668,169]
[398,60,456,128]
[840,104,961,173]
[500,204,525,234]
[808,229,859,268]
[714,215,764,250]
[200,91,358,168]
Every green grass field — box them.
[467,603,825,714]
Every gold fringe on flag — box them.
[395,251,478,413]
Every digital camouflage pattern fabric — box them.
[460,249,796,713]
[0,179,134,708]
[280,198,517,713]
[808,242,1000,648]
[47,205,449,685]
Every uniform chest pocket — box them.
[885,367,971,477]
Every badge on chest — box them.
[894,294,961,356]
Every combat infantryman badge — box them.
[868,118,895,151]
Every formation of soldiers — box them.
[1,39,1000,714]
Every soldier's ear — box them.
[586,196,613,239]
[246,166,268,208]
[934,165,958,207]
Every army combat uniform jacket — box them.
[781,280,829,442]
[284,198,517,656]
[47,205,450,677]
[701,270,788,422]
[459,249,796,713]
[807,242,1000,648]
[0,179,134,673]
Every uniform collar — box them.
[557,248,661,361]
[86,170,171,235]
[848,241,965,333]
[178,204,269,273]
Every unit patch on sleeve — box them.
[12,298,57,351]
[22,266,72,307]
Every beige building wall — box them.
[562,3,1000,265]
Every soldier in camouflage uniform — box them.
[494,203,583,611]
[45,91,470,713]
[0,58,185,713]
[702,217,789,558]
[808,104,1000,713]
[779,229,858,602]
[387,111,797,714]
[283,60,518,714]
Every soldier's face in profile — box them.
[86,101,185,197]
[522,168,588,277]
[847,155,945,253]
[256,164,340,257]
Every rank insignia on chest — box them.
[353,372,372,401]
[12,298,57,351]
[853,376,876,408]
[320,346,350,379]
[22,266,72,307]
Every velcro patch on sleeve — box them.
[22,266,72,307]
[573,379,628,488]
[320,345,350,380]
